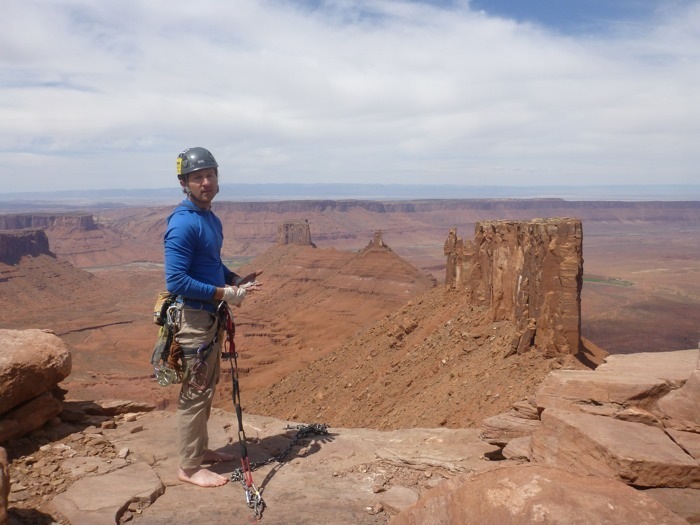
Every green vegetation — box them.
[223,256,255,268]
[584,276,635,287]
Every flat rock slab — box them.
[667,429,700,460]
[643,487,700,524]
[389,464,690,525]
[531,409,700,488]
[536,349,699,412]
[49,462,164,525]
[60,456,128,477]
[46,409,500,524]
[597,350,698,379]
[480,413,542,446]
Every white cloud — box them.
[1,0,699,191]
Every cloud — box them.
[1,0,699,191]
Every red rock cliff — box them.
[0,213,97,231]
[445,218,583,357]
[0,230,53,265]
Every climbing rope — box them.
[218,302,264,517]
[218,301,329,520]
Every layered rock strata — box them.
[0,214,96,232]
[478,348,700,522]
[445,218,582,357]
[0,230,52,265]
[277,219,315,246]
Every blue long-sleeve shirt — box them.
[164,199,236,301]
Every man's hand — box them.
[239,280,262,292]
[222,286,246,307]
[235,270,264,286]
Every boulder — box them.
[536,369,672,414]
[509,399,539,420]
[501,436,531,461]
[0,329,71,443]
[0,392,63,444]
[658,369,700,429]
[530,409,700,489]
[535,349,698,415]
[0,329,71,415]
[479,413,541,447]
[479,398,541,447]
[390,464,688,525]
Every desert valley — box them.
[1,197,699,524]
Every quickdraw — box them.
[217,301,330,520]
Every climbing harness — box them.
[217,301,330,520]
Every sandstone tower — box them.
[445,218,583,357]
[277,219,315,247]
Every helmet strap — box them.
[179,177,192,196]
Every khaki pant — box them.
[175,307,221,470]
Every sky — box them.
[2,0,699,193]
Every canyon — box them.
[1,197,699,524]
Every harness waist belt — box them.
[182,298,218,314]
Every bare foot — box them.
[178,467,229,487]
[203,448,236,463]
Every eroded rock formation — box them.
[277,219,315,247]
[476,348,700,522]
[367,230,389,249]
[0,214,96,232]
[0,230,52,265]
[0,329,72,444]
[445,218,583,357]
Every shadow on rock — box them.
[8,507,60,525]
[225,423,336,492]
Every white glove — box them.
[222,286,246,307]
[239,280,261,290]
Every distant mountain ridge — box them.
[2,183,700,210]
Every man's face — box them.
[182,167,219,208]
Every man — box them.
[164,146,262,487]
